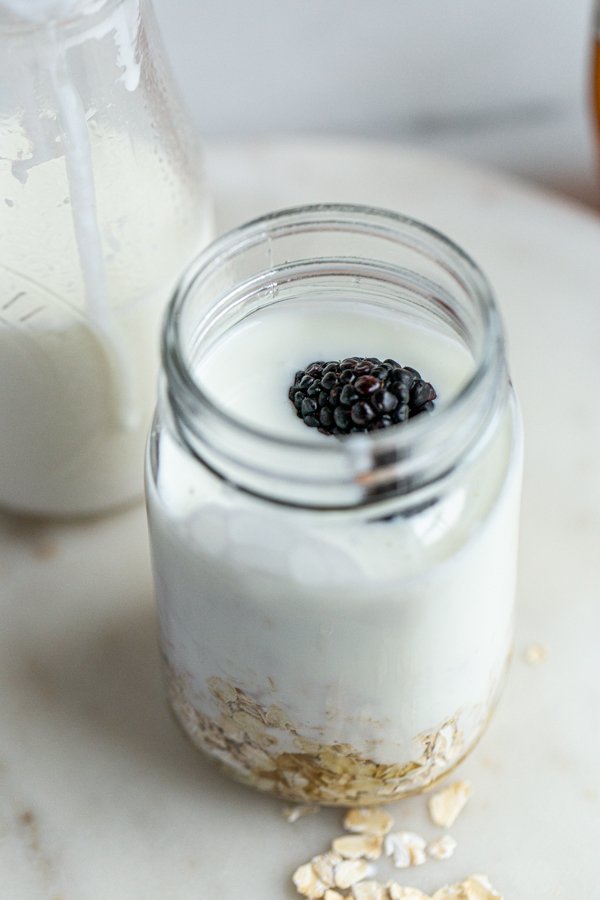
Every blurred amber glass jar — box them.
[593,6,600,138]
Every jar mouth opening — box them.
[162,204,506,508]
[165,203,501,444]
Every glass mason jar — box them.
[0,0,212,516]
[146,205,523,806]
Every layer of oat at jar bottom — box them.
[146,293,522,805]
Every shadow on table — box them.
[14,598,271,811]
[0,500,281,820]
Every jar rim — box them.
[162,203,506,508]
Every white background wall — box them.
[153,0,599,203]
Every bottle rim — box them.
[0,0,124,33]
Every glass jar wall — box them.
[146,205,522,805]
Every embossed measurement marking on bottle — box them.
[0,264,86,330]
[2,291,46,322]
[1,289,48,326]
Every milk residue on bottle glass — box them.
[0,0,212,515]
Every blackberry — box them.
[288,357,437,435]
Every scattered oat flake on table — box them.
[427,834,458,861]
[387,885,432,900]
[428,780,473,828]
[432,874,503,900]
[293,852,343,897]
[334,859,374,890]
[352,880,388,899]
[431,886,464,900]
[333,832,383,859]
[313,851,343,886]
[324,891,345,900]
[525,642,548,665]
[283,804,320,823]
[293,861,328,898]
[343,807,394,836]
[384,831,427,868]
[461,875,503,900]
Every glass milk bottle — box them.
[147,205,523,806]
[0,0,212,516]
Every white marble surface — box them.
[1,140,599,899]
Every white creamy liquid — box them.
[196,301,472,440]
[147,299,523,797]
